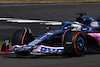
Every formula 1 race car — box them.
[1,13,100,57]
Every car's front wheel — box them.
[12,27,34,55]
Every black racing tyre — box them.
[12,27,34,55]
[63,30,86,57]
[12,27,33,45]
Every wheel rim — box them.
[77,37,84,50]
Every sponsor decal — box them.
[66,41,72,45]
[13,46,23,51]
[13,45,32,51]
[88,33,100,46]
[39,46,64,53]
[91,22,98,27]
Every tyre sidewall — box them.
[73,32,86,56]
[63,31,86,56]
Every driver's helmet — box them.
[71,24,82,31]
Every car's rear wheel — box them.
[63,30,86,57]
[12,27,34,55]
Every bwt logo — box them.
[40,47,63,53]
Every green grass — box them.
[0,41,12,46]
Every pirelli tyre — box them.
[12,27,34,55]
[63,30,86,57]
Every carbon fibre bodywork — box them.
[12,16,100,55]
[2,14,100,56]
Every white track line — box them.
[0,18,62,25]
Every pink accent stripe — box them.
[33,45,41,52]
[21,27,27,45]
[88,33,100,43]
[33,49,40,52]
[62,29,70,46]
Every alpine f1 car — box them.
[1,13,100,57]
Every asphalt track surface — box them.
[0,3,100,67]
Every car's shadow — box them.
[0,53,91,59]
[0,52,100,59]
